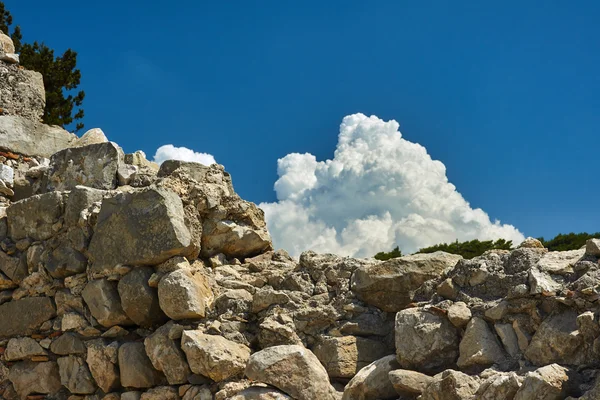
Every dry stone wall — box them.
[2,29,600,400]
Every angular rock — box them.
[82,279,132,327]
[514,364,570,400]
[577,311,600,340]
[494,323,521,358]
[8,361,62,399]
[118,266,167,327]
[230,387,293,399]
[5,337,47,361]
[395,308,459,372]
[0,250,26,283]
[420,369,480,400]
[536,249,584,275]
[518,237,545,249]
[0,32,15,53]
[0,61,45,121]
[0,115,76,157]
[214,288,253,314]
[181,330,250,382]
[88,187,194,275]
[202,216,273,259]
[476,372,521,400]
[457,317,506,370]
[43,142,120,191]
[64,185,105,226]
[342,355,400,400]
[351,252,462,311]
[312,335,389,378]
[45,246,88,278]
[86,339,120,393]
[447,302,472,328]
[140,386,180,400]
[7,191,64,241]
[50,333,86,355]
[57,355,97,394]
[119,342,164,389]
[71,128,109,148]
[0,296,56,338]
[586,238,600,257]
[158,268,212,320]
[144,322,191,385]
[245,345,338,400]
[528,267,563,295]
[388,369,434,395]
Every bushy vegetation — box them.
[0,2,85,132]
[374,232,600,260]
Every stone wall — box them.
[2,28,600,400]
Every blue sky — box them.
[6,1,600,253]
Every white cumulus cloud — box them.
[153,144,217,166]
[260,113,524,258]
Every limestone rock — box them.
[7,191,64,241]
[395,308,459,372]
[71,128,109,148]
[420,369,480,400]
[50,333,86,355]
[447,302,472,328]
[88,187,194,275]
[586,238,600,257]
[351,252,462,311]
[5,337,47,361]
[475,372,521,400]
[158,268,213,320]
[536,248,584,275]
[202,216,273,259]
[181,330,251,382]
[0,116,76,157]
[528,267,563,295]
[457,317,506,370]
[342,355,400,400]
[312,335,389,378]
[0,32,15,53]
[518,237,545,249]
[118,266,167,327]
[245,345,338,400]
[119,342,164,389]
[45,246,88,278]
[86,339,120,393]
[0,65,45,121]
[144,322,191,385]
[514,364,570,400]
[494,323,521,358]
[57,355,97,394]
[388,369,434,395]
[230,386,293,399]
[140,386,180,400]
[0,250,26,283]
[8,361,62,399]
[82,279,132,327]
[0,296,56,338]
[577,311,600,340]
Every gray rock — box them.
[57,355,97,394]
[388,369,434,395]
[0,62,45,121]
[0,296,56,338]
[312,335,389,379]
[118,163,139,185]
[181,330,251,382]
[158,268,213,320]
[536,249,584,275]
[45,246,88,278]
[119,342,164,389]
[447,301,472,328]
[514,364,570,400]
[71,128,108,148]
[86,339,120,393]
[577,311,600,340]
[8,361,62,399]
[43,142,120,191]
[420,369,480,400]
[7,191,64,241]
[395,308,459,372]
[82,279,133,327]
[342,355,400,400]
[494,323,521,358]
[457,317,506,370]
[88,187,194,276]
[0,250,26,283]
[4,337,47,361]
[0,33,15,53]
[351,252,462,311]
[586,238,600,257]
[50,333,86,355]
[0,164,13,187]
[245,345,339,400]
[230,387,294,400]
[63,185,105,226]
[476,372,521,400]
[0,115,76,157]
[144,322,191,385]
[214,288,253,314]
[140,386,180,400]
[118,266,167,327]
[528,267,563,295]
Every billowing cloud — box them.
[260,113,524,258]
[153,144,216,166]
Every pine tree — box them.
[0,2,85,132]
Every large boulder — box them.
[245,345,339,400]
[0,296,56,338]
[312,335,389,378]
[118,266,167,327]
[82,279,133,327]
[7,191,65,241]
[351,252,462,311]
[342,355,400,400]
[0,62,45,121]
[43,142,120,191]
[88,187,195,275]
[395,308,459,372]
[8,361,62,398]
[0,115,76,157]
[181,330,250,382]
[144,322,191,385]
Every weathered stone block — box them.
[0,296,56,338]
[7,191,65,241]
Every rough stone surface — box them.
[351,252,462,311]
[447,301,472,328]
[342,355,401,400]
[118,266,167,327]
[0,115,76,157]
[0,296,56,338]
[57,355,97,394]
[158,268,213,320]
[71,128,109,147]
[420,369,480,400]
[586,238,600,256]
[457,317,506,370]
[88,187,194,275]
[388,369,434,395]
[245,345,339,400]
[395,308,459,372]
[230,387,294,399]
[5,337,47,361]
[8,361,62,399]
[119,342,164,389]
[51,333,86,355]
[86,339,120,393]
[0,62,45,121]
[7,191,64,241]
[82,278,133,327]
[181,330,251,382]
[514,364,570,400]
[145,322,191,385]
[312,335,388,378]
